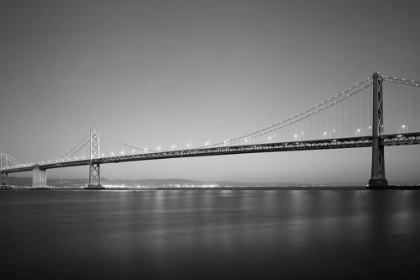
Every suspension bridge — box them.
[1,72,420,189]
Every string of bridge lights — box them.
[383,75,419,137]
[86,77,375,153]
[382,75,420,87]
[54,132,90,162]
[0,153,23,166]
[95,77,374,153]
[67,139,90,160]
[0,153,30,170]
[36,74,393,162]
[94,77,374,152]
[222,83,373,146]
[197,76,373,149]
[6,74,418,169]
[99,133,161,153]
[8,156,23,165]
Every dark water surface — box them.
[1,190,419,279]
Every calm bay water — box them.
[1,189,419,279]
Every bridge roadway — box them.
[2,132,420,174]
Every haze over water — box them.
[1,190,419,279]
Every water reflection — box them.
[1,190,419,279]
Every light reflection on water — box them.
[1,190,420,279]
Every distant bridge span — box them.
[3,133,419,174]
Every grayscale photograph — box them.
[1,0,419,279]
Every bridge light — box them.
[121,151,124,155]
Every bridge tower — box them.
[86,129,104,189]
[368,72,388,187]
[1,152,11,189]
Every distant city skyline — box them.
[1,0,419,184]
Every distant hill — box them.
[7,177,299,188]
[5,176,419,188]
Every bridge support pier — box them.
[32,165,49,189]
[1,153,12,189]
[368,72,388,188]
[368,143,388,187]
[1,173,12,189]
[85,163,104,189]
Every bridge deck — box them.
[2,132,420,174]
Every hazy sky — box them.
[1,0,419,184]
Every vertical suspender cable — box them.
[335,100,338,138]
[363,87,365,135]
[413,84,415,132]
[350,94,352,136]
[357,89,359,134]
[393,83,396,133]
[402,82,404,130]
[349,95,351,136]
[342,98,344,138]
[410,84,412,132]
[328,105,330,138]
[397,82,399,131]
[323,106,326,137]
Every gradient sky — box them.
[1,0,419,184]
